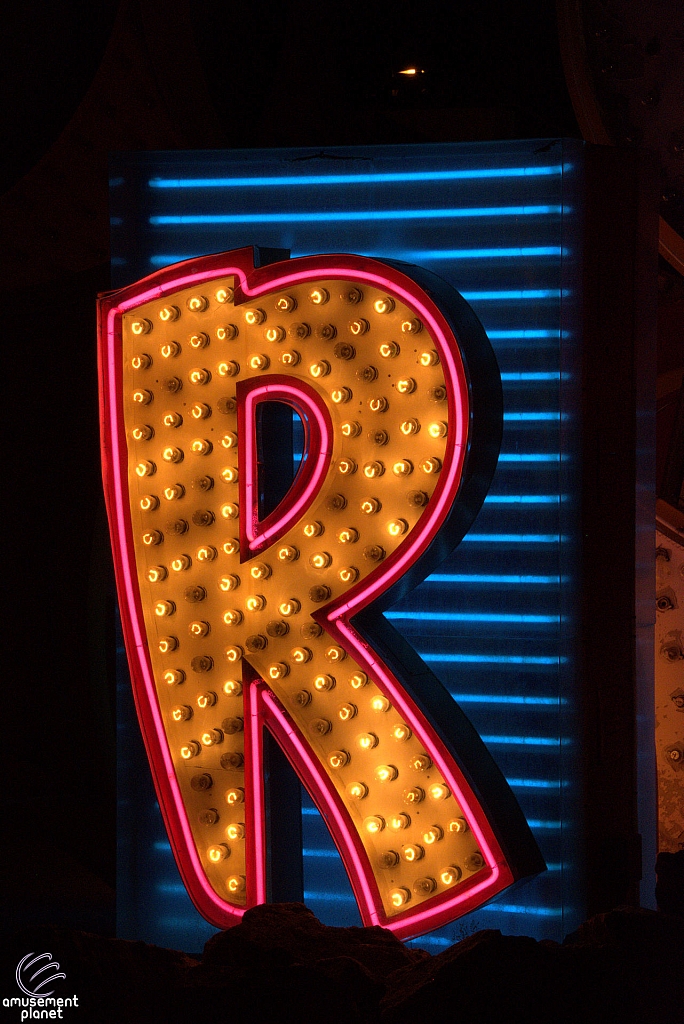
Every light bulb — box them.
[402,844,424,863]
[291,646,312,664]
[309,287,329,305]
[429,783,451,801]
[389,813,411,831]
[392,461,413,477]
[428,421,448,438]
[341,421,362,437]
[314,674,335,692]
[158,636,178,653]
[171,705,192,722]
[373,297,395,314]
[375,764,398,783]
[227,875,246,894]
[132,424,154,441]
[223,679,242,697]
[217,360,240,377]
[187,295,208,312]
[309,551,332,570]
[278,545,299,562]
[348,782,368,800]
[136,461,156,478]
[190,332,209,350]
[423,826,444,845]
[329,750,350,769]
[226,823,245,841]
[171,555,191,572]
[465,853,485,871]
[161,341,181,358]
[208,844,230,863]
[249,353,270,371]
[164,669,185,685]
[196,691,217,709]
[197,545,217,562]
[349,671,368,690]
[368,397,388,413]
[225,645,244,663]
[140,494,159,512]
[265,326,286,343]
[180,741,201,760]
[223,609,243,626]
[337,458,357,476]
[390,888,411,908]
[309,360,330,378]
[131,318,152,335]
[421,457,442,475]
[448,817,469,834]
[360,498,381,515]
[131,353,152,370]
[159,305,180,322]
[409,754,432,771]
[215,286,234,304]
[189,620,210,638]
[338,566,359,584]
[387,518,408,537]
[155,600,175,616]
[225,788,245,805]
[392,724,412,742]
[363,815,385,835]
[331,387,352,404]
[371,696,391,713]
[276,294,297,312]
[363,461,384,479]
[216,323,239,341]
[338,703,357,722]
[223,538,240,555]
[244,308,265,325]
[440,866,462,885]
[379,341,399,358]
[413,876,437,896]
[303,521,323,538]
[221,503,239,520]
[189,368,211,385]
[358,732,378,750]
[202,729,223,747]
[147,565,167,583]
[396,377,416,394]
[278,599,301,616]
[163,412,183,428]
[268,662,289,680]
[280,350,300,366]
[401,318,422,334]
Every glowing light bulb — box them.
[421,457,442,475]
[429,783,451,801]
[265,326,286,343]
[336,527,358,545]
[223,679,242,697]
[364,815,384,835]
[280,350,300,366]
[349,672,368,690]
[371,696,391,713]
[170,555,191,572]
[196,691,217,709]
[363,461,384,479]
[189,621,210,639]
[207,844,230,863]
[303,521,323,539]
[277,545,299,562]
[197,545,217,562]
[226,823,245,841]
[387,518,408,537]
[180,741,201,760]
[227,875,246,894]
[221,503,239,520]
[290,646,312,664]
[278,598,301,617]
[164,669,185,685]
[389,813,411,831]
[225,645,244,663]
[139,494,159,512]
[409,753,432,772]
[136,461,156,479]
[338,566,359,584]
[187,295,209,312]
[162,446,183,464]
[403,786,425,805]
[309,359,330,378]
[428,421,448,439]
[189,368,211,386]
[202,729,223,747]
[163,412,183,428]
[314,674,335,692]
[341,421,362,437]
[223,609,243,626]
[331,387,352,404]
[392,460,413,477]
[216,324,238,341]
[190,332,209,350]
[190,403,210,421]
[171,705,192,722]
[131,353,152,371]
[338,703,357,722]
[329,749,350,769]
[245,308,266,325]
[349,318,370,337]
[358,732,379,750]
[155,600,175,616]
[246,595,266,613]
[325,645,346,663]
[375,764,398,783]
[348,782,368,800]
[160,341,181,359]
[250,562,271,580]
[392,724,412,742]
[275,293,297,312]
[373,296,395,314]
[309,551,332,570]
[402,844,424,863]
[390,887,411,909]
[310,287,329,305]
[225,788,245,805]
[131,318,152,335]
[368,397,388,413]
[223,538,240,556]
[217,360,240,378]
[401,318,422,334]
[132,424,154,442]
[360,498,381,516]
[337,458,357,476]
[191,438,212,456]
[448,818,469,835]
[440,865,462,885]
[423,826,444,845]
[249,353,270,371]
[396,377,416,395]
[158,636,178,653]
[159,305,180,322]
[215,286,234,304]
[147,565,167,583]
[268,662,289,680]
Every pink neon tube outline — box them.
[240,381,332,551]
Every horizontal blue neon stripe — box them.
[462,534,565,543]
[482,735,570,746]
[498,453,565,462]
[484,494,563,503]
[449,694,563,705]
[488,329,559,339]
[463,289,561,302]
[507,779,567,789]
[149,205,562,226]
[148,166,564,189]
[385,611,561,623]
[303,891,356,902]
[503,411,562,421]
[409,246,562,260]
[527,820,563,829]
[428,573,560,583]
[482,904,562,917]
[500,372,561,381]
[423,653,563,665]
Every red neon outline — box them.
[98,247,516,938]
[236,377,333,559]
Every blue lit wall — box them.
[111,139,584,952]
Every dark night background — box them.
[1,0,682,945]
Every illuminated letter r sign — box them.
[98,247,544,939]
